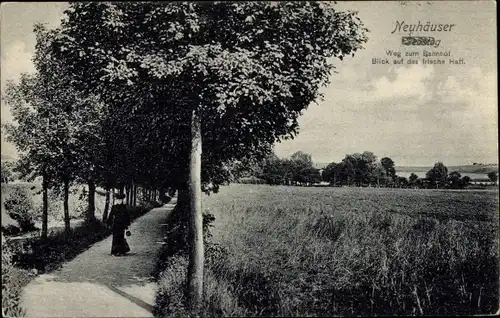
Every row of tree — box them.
[1,2,369,313]
[423,162,497,189]
[235,151,399,187]
[321,152,397,187]
[247,151,322,185]
[236,151,497,190]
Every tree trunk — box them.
[63,178,70,234]
[103,188,110,223]
[187,109,204,313]
[132,181,137,207]
[132,182,137,207]
[41,175,49,241]
[87,178,96,222]
[130,183,133,206]
[130,183,134,206]
[125,185,130,206]
[129,181,134,206]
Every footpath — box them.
[22,198,177,317]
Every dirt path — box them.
[22,198,177,317]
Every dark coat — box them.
[107,204,130,230]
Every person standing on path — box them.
[107,193,131,256]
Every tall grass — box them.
[155,185,498,316]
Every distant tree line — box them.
[234,151,493,190]
[233,151,321,186]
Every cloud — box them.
[434,67,497,156]
[436,67,497,120]
[368,64,434,102]
[276,62,497,165]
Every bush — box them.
[154,254,190,317]
[2,224,21,236]
[4,187,38,232]
[2,232,36,318]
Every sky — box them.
[1,1,498,166]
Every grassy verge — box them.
[153,202,241,317]
[154,185,498,317]
[2,201,162,317]
[2,235,37,318]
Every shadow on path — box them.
[104,283,155,313]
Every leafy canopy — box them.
[51,1,368,192]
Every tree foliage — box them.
[50,1,369,193]
[1,164,13,183]
[426,162,448,188]
[4,2,369,311]
[487,171,498,183]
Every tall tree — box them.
[380,157,396,183]
[3,75,60,240]
[342,153,374,186]
[9,24,109,229]
[322,162,337,184]
[426,162,448,189]
[372,163,387,187]
[51,1,368,312]
[409,172,419,187]
[290,151,313,168]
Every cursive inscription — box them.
[391,21,455,36]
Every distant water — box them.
[397,171,490,180]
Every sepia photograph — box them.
[1,1,498,317]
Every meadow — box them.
[156,184,499,316]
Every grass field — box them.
[157,184,499,316]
